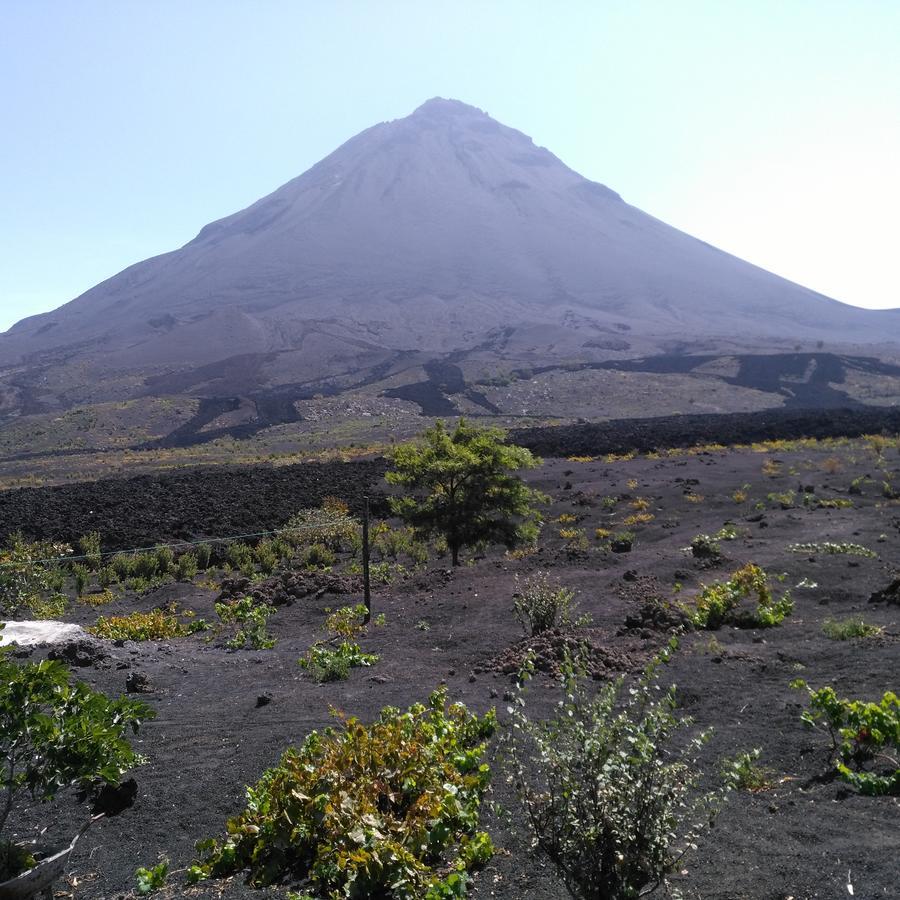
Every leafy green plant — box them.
[609,530,634,552]
[226,541,254,575]
[176,551,198,581]
[71,561,90,596]
[324,603,369,638]
[135,859,169,894]
[690,533,721,560]
[822,617,884,640]
[504,642,722,899]
[684,563,793,629]
[721,748,772,792]
[299,641,379,682]
[513,572,585,636]
[215,597,276,650]
[194,543,212,570]
[787,541,876,558]
[387,419,545,566]
[284,497,360,551]
[0,533,71,617]
[189,690,496,896]
[792,680,899,795]
[252,540,278,575]
[90,606,205,641]
[301,542,336,569]
[77,531,102,570]
[0,633,153,878]
[766,489,796,509]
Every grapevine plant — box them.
[684,563,793,629]
[792,680,899,796]
[0,626,153,880]
[189,689,496,897]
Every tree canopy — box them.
[386,419,544,565]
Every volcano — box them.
[2,98,898,431]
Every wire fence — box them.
[0,517,355,570]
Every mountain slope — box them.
[1,97,898,430]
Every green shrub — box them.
[0,533,71,617]
[685,563,793,629]
[90,607,204,641]
[72,562,91,596]
[189,690,495,895]
[154,546,175,576]
[176,552,198,582]
[215,597,276,650]
[253,540,278,575]
[194,543,212,570]
[690,533,722,560]
[226,542,254,575]
[299,641,379,682]
[721,748,772,792]
[766,489,796,509]
[0,632,153,876]
[609,530,634,552]
[792,680,899,795]
[135,859,169,894]
[822,617,884,640]
[513,572,583,636]
[324,603,369,638]
[97,565,118,588]
[301,542,336,569]
[787,541,876,558]
[284,498,360,551]
[77,531,102,570]
[110,552,136,581]
[504,643,722,899]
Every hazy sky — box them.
[2,0,899,332]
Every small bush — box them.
[822,617,884,641]
[91,607,204,642]
[97,565,118,588]
[176,552,199,582]
[0,534,71,617]
[77,531,102,570]
[766,489,796,509]
[253,540,278,575]
[513,572,583,636]
[226,542,254,575]
[72,562,91,596]
[721,748,772,792]
[300,641,379,682]
[324,603,369,638]
[302,542,336,569]
[685,563,793,629]
[190,690,495,895]
[609,530,634,552]
[787,541,876,558]
[194,543,212,570]
[690,534,722,560]
[135,860,169,894]
[504,644,722,899]
[284,500,359,551]
[215,597,276,650]
[0,638,153,875]
[792,680,899,796]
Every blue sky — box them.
[2,0,898,332]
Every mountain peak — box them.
[410,97,487,119]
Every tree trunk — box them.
[451,543,460,566]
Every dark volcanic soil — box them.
[0,459,389,550]
[4,436,900,900]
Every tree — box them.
[386,419,544,566]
